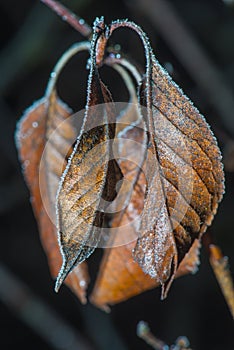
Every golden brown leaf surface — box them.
[133,55,225,298]
[16,96,89,304]
[90,120,201,311]
[56,70,122,291]
[15,18,225,310]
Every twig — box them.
[137,321,192,350]
[209,245,234,319]
[137,321,169,350]
[40,0,92,37]
[174,336,192,350]
[132,0,234,135]
[0,263,93,350]
[0,0,91,93]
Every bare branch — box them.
[41,0,92,37]
[209,244,234,319]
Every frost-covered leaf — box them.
[15,42,91,303]
[55,26,122,292]
[91,114,202,311]
[107,19,225,299]
[133,45,225,298]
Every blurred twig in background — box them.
[209,245,234,319]
[137,321,169,350]
[41,0,92,37]
[137,321,192,350]
[0,0,91,95]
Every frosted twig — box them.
[209,244,234,319]
[137,321,169,350]
[41,0,92,37]
[137,321,192,350]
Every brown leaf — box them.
[16,98,89,303]
[132,46,225,298]
[101,19,224,300]
[16,42,91,303]
[90,66,201,310]
[90,238,201,311]
[16,15,225,310]
[90,54,203,310]
[91,114,201,310]
[90,95,149,311]
[55,28,123,291]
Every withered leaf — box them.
[91,106,201,311]
[91,64,201,310]
[56,27,123,292]
[133,51,225,298]
[16,42,91,303]
[16,12,225,309]
[106,20,225,299]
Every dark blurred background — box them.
[0,0,234,349]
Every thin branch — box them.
[45,41,90,97]
[209,245,234,319]
[0,0,91,93]
[137,321,169,350]
[40,0,92,37]
[137,321,193,350]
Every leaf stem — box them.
[45,41,90,97]
[109,19,154,141]
[40,0,92,38]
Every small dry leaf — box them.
[55,26,123,291]
[16,42,91,303]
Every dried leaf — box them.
[90,108,149,311]
[55,26,123,291]
[16,13,225,310]
[129,29,225,298]
[92,19,224,304]
[91,65,201,310]
[91,118,201,310]
[91,240,201,311]
[16,42,91,303]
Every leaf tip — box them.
[89,295,111,313]
[54,259,72,293]
[160,284,168,301]
[54,274,64,293]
